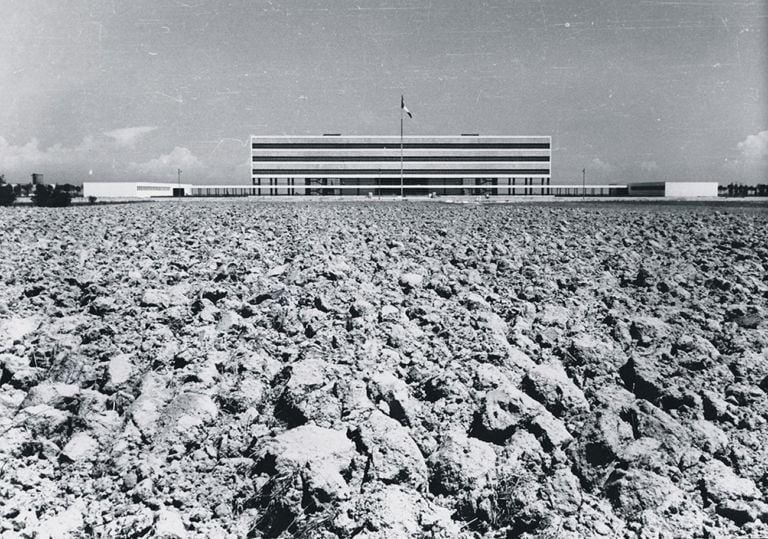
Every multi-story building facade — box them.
[250,135,551,196]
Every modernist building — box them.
[250,135,552,196]
[83,182,191,198]
[627,182,719,198]
[80,137,719,199]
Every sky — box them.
[0,0,766,185]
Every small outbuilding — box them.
[626,182,718,198]
[83,182,192,198]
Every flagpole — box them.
[400,96,404,198]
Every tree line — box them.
[723,183,768,197]
[0,176,83,207]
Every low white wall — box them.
[83,182,140,198]
[83,182,189,198]
[664,182,718,197]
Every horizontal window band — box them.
[198,184,560,191]
[252,155,550,162]
[252,169,550,175]
[251,149,550,156]
[197,183,552,187]
[252,143,550,150]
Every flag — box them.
[401,95,412,118]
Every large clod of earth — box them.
[1,199,767,538]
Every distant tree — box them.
[12,183,33,198]
[725,182,767,197]
[726,182,752,197]
[32,184,73,207]
[32,184,52,206]
[0,175,16,206]
[59,183,82,197]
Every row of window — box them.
[251,142,550,150]
[251,155,550,162]
[251,168,550,175]
[137,185,173,191]
[252,178,551,185]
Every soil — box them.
[1,199,767,538]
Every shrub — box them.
[60,183,82,197]
[32,184,73,207]
[0,175,16,206]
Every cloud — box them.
[130,147,202,178]
[0,131,155,173]
[737,130,768,162]
[0,137,47,170]
[589,158,614,174]
[0,136,98,170]
[640,160,658,172]
[0,136,125,183]
[724,130,768,183]
[0,135,212,183]
[103,126,157,148]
